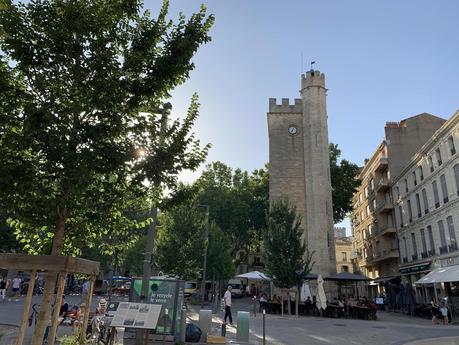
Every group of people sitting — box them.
[58,296,107,328]
[258,293,377,319]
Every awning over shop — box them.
[372,275,400,284]
[415,265,459,284]
[399,262,431,274]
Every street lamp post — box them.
[198,204,210,308]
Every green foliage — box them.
[206,222,235,280]
[264,199,314,289]
[122,235,148,276]
[166,161,269,256]
[0,0,214,255]
[329,143,361,223]
[155,202,206,280]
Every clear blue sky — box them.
[146,0,459,230]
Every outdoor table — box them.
[326,304,344,318]
[349,305,373,319]
[267,302,281,314]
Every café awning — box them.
[415,265,459,284]
[235,271,271,281]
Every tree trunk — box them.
[31,207,67,345]
[295,286,299,317]
[287,291,291,316]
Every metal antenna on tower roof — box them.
[310,61,316,71]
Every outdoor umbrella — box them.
[325,272,370,298]
[235,271,271,281]
[316,274,327,313]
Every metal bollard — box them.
[262,309,266,345]
[163,308,168,345]
[221,322,226,337]
[253,297,257,317]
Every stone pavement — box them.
[2,296,459,345]
[189,298,459,345]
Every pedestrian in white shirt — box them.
[224,286,233,325]
[12,276,22,300]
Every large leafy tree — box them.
[0,0,213,342]
[264,199,314,315]
[264,199,314,289]
[155,202,206,280]
[329,143,361,223]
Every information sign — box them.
[110,302,162,329]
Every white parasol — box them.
[316,274,327,311]
[235,271,271,281]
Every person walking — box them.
[224,285,233,325]
[0,277,7,302]
[12,275,22,301]
[81,279,90,303]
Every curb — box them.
[0,325,19,345]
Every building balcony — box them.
[365,248,399,265]
[375,157,389,173]
[377,225,396,237]
[376,200,394,214]
[376,178,390,193]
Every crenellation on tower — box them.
[268,98,302,113]
[301,69,326,90]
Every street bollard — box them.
[236,311,250,343]
[253,297,257,317]
[263,309,266,345]
[221,322,226,337]
[163,308,168,345]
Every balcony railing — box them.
[375,157,388,173]
[376,200,394,214]
[376,178,390,193]
[377,225,396,237]
[439,246,448,255]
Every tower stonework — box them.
[268,70,336,276]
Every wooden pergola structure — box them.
[0,253,100,345]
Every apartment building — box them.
[392,110,459,302]
[351,114,446,297]
[336,236,354,273]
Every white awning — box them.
[415,265,459,284]
[235,271,271,281]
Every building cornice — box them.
[392,110,459,184]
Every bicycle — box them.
[87,315,117,345]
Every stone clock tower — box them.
[267,70,336,276]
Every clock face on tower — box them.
[288,125,298,136]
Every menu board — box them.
[110,302,162,329]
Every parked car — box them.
[185,281,198,298]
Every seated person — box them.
[59,296,69,317]
[96,298,107,315]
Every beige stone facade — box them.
[267,70,336,276]
[392,110,459,302]
[351,114,446,296]
[335,237,354,273]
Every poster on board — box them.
[110,302,162,329]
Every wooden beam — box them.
[0,254,99,275]
[80,275,96,345]
[16,270,37,345]
[48,271,67,345]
